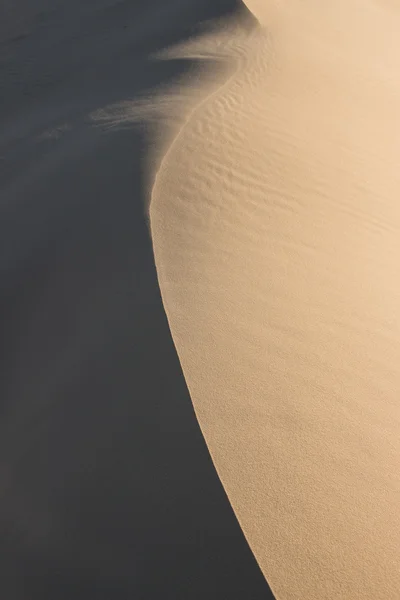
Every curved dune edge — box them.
[150,2,400,599]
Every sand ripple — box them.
[151,2,400,598]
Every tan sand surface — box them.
[151,1,400,598]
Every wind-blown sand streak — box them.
[151,1,400,598]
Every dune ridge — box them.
[150,1,400,598]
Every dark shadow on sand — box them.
[0,1,275,598]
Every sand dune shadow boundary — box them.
[0,0,274,598]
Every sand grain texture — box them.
[151,1,400,598]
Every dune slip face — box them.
[0,1,276,598]
[151,1,400,599]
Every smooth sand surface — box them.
[0,1,273,598]
[151,1,400,598]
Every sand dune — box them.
[151,1,400,598]
[3,0,400,597]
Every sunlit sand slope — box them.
[151,1,400,598]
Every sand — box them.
[3,0,400,597]
[151,1,400,598]
[0,1,273,598]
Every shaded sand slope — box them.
[151,1,400,598]
[0,1,274,598]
